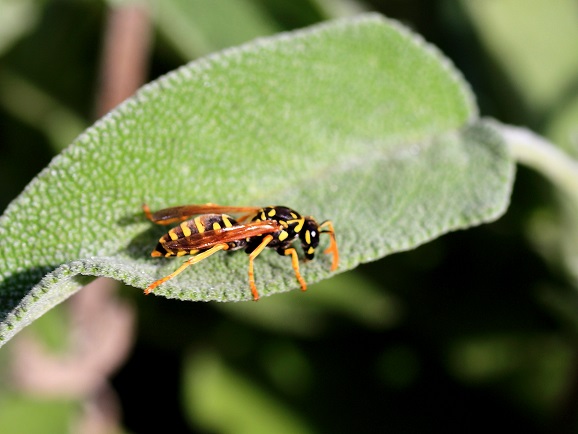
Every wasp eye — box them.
[301,219,320,252]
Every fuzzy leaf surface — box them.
[0,14,513,346]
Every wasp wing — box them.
[144,203,261,225]
[162,220,281,250]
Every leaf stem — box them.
[496,122,578,199]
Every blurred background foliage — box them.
[1,0,578,433]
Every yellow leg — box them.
[142,203,154,222]
[284,247,307,292]
[248,235,274,301]
[144,244,228,294]
[319,221,339,271]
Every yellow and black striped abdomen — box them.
[151,213,238,257]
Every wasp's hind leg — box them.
[144,243,229,294]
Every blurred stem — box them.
[497,121,578,200]
[96,1,152,116]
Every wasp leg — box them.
[283,247,307,292]
[144,243,229,294]
[247,234,274,301]
[319,221,339,271]
[142,203,156,222]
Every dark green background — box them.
[1,1,577,433]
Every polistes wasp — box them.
[143,203,339,300]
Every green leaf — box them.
[0,395,77,434]
[152,0,280,58]
[461,0,578,112]
[0,14,514,347]
[218,272,400,336]
[183,350,315,434]
[0,0,41,56]
[547,95,578,156]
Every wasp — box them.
[142,203,339,300]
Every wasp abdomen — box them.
[152,214,240,257]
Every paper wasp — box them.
[143,203,339,300]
